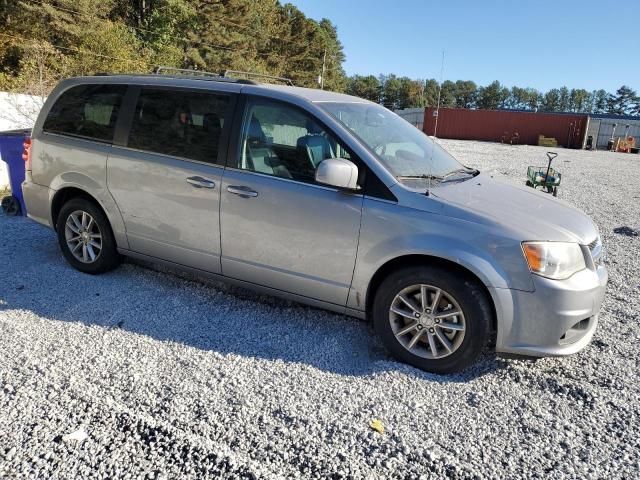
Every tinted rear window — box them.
[127,88,230,164]
[43,84,126,142]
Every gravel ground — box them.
[1,140,639,479]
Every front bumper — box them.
[492,264,608,357]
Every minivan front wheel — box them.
[56,198,120,274]
[373,266,492,374]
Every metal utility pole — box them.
[320,49,327,90]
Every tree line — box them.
[1,0,638,118]
[347,75,640,116]
[0,0,347,95]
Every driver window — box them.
[238,98,350,184]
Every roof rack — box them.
[153,66,293,86]
[153,66,256,84]
[223,70,294,86]
[155,66,223,78]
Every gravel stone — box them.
[0,140,639,478]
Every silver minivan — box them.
[22,73,608,373]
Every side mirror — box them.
[315,158,359,190]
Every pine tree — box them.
[346,75,381,102]
[542,89,561,112]
[423,79,439,107]
[476,81,504,110]
[607,86,638,115]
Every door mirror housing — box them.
[315,158,359,190]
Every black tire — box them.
[1,195,21,216]
[525,180,533,187]
[372,266,492,374]
[552,187,558,197]
[56,197,120,274]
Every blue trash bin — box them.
[0,129,30,216]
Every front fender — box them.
[348,198,534,311]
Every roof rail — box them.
[223,70,294,86]
[153,66,258,85]
[155,66,223,78]
[153,66,293,86]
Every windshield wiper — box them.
[441,168,479,182]
[396,174,443,181]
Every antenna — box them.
[428,50,445,196]
[433,51,445,139]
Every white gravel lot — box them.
[1,140,639,479]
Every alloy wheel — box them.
[389,284,466,359]
[64,210,103,264]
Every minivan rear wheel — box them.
[372,266,492,374]
[56,197,120,274]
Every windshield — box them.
[318,102,465,180]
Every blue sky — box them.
[287,0,639,93]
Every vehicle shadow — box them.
[0,215,506,382]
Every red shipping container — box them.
[423,108,587,148]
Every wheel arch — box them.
[51,186,99,228]
[364,254,498,335]
[49,182,128,249]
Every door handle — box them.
[227,185,258,198]
[186,176,216,189]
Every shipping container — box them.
[585,114,640,150]
[395,108,425,130]
[423,108,588,148]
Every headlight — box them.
[521,241,586,280]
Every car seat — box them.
[245,117,291,178]
[296,120,334,169]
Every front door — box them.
[220,97,363,306]
[107,87,235,273]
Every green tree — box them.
[569,88,590,113]
[140,0,198,68]
[398,77,425,109]
[316,19,347,92]
[0,0,348,94]
[542,88,561,111]
[507,86,528,109]
[423,78,439,107]
[439,80,456,108]
[454,80,477,108]
[346,74,381,102]
[525,88,542,111]
[588,89,609,113]
[607,85,638,115]
[380,74,402,109]
[476,80,506,110]
[558,86,570,111]
[1,0,148,92]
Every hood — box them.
[431,173,598,244]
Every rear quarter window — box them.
[43,84,127,143]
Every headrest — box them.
[248,117,266,142]
[203,113,220,131]
[306,119,323,135]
